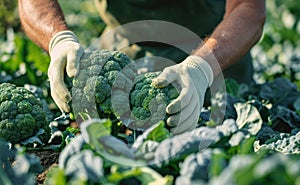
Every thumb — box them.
[66,44,84,77]
[151,67,178,88]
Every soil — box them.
[30,150,60,184]
[31,121,78,184]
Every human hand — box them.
[152,56,214,134]
[48,31,84,113]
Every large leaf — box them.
[132,121,170,151]
[234,102,262,135]
[272,106,300,128]
[0,140,43,185]
[0,168,12,185]
[64,150,104,183]
[153,126,222,164]
[44,167,67,185]
[58,135,86,168]
[260,78,300,108]
[107,166,173,185]
[80,118,145,166]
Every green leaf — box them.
[272,106,300,128]
[294,98,300,111]
[234,102,263,135]
[146,121,170,142]
[44,167,67,185]
[259,78,299,108]
[80,118,145,166]
[26,39,50,74]
[131,121,171,152]
[82,118,112,141]
[237,136,256,154]
[225,78,240,97]
[64,150,103,183]
[107,166,173,185]
[0,168,12,185]
[233,151,270,185]
[208,150,227,177]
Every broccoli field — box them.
[1,52,300,185]
[1,0,300,185]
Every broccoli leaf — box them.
[0,170,12,185]
[64,150,104,183]
[225,78,240,97]
[0,140,43,185]
[175,149,213,184]
[44,167,67,185]
[58,135,86,169]
[259,78,300,108]
[80,118,145,166]
[234,102,262,135]
[107,166,173,185]
[294,98,300,111]
[271,106,300,128]
[153,126,222,164]
[132,121,170,151]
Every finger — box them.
[121,65,136,80]
[171,103,200,135]
[151,67,177,88]
[50,86,71,112]
[166,86,193,114]
[66,45,83,77]
[48,60,72,103]
[166,93,198,126]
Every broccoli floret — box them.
[0,83,50,144]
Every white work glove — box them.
[48,30,84,113]
[152,55,214,134]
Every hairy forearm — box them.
[18,0,69,52]
[194,0,266,76]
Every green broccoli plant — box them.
[0,83,50,144]
[68,50,179,131]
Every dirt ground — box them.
[31,150,60,184]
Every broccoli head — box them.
[68,50,136,120]
[68,50,179,130]
[0,83,50,144]
[129,72,179,130]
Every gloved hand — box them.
[152,55,214,134]
[48,30,84,113]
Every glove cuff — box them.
[183,55,214,87]
[49,30,79,53]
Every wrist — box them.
[182,55,214,86]
[49,30,79,53]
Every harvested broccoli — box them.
[0,83,50,144]
[68,50,179,130]
[68,50,135,120]
[129,72,179,130]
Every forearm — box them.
[18,0,69,52]
[194,0,266,77]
